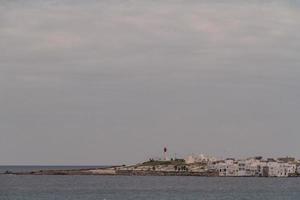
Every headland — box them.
[2,153,300,177]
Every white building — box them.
[237,161,248,176]
[267,162,296,177]
[214,159,239,176]
[188,155,299,177]
[185,154,217,164]
[225,159,239,176]
[281,163,296,176]
[185,155,196,164]
[244,158,262,176]
[215,162,227,176]
[218,158,289,177]
[267,162,278,177]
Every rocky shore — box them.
[2,167,218,176]
[2,158,299,177]
[0,160,218,176]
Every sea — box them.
[1,166,300,200]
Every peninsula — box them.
[3,149,300,177]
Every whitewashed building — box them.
[214,159,239,176]
[237,161,247,176]
[215,162,227,176]
[215,157,298,177]
[267,162,296,177]
[225,159,239,176]
[185,155,196,164]
[187,155,299,177]
[266,161,279,177]
[185,154,217,164]
[281,163,296,176]
[245,158,262,176]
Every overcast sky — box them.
[1,0,300,165]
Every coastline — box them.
[2,156,300,177]
[2,166,299,177]
[1,167,217,176]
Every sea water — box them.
[1,166,300,200]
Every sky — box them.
[0,0,300,165]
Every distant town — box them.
[3,148,300,177]
[115,147,300,177]
[184,154,300,177]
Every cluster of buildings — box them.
[115,148,300,177]
[186,154,300,177]
[185,154,217,164]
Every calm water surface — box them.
[0,166,106,173]
[1,174,300,200]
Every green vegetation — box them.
[141,159,185,166]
